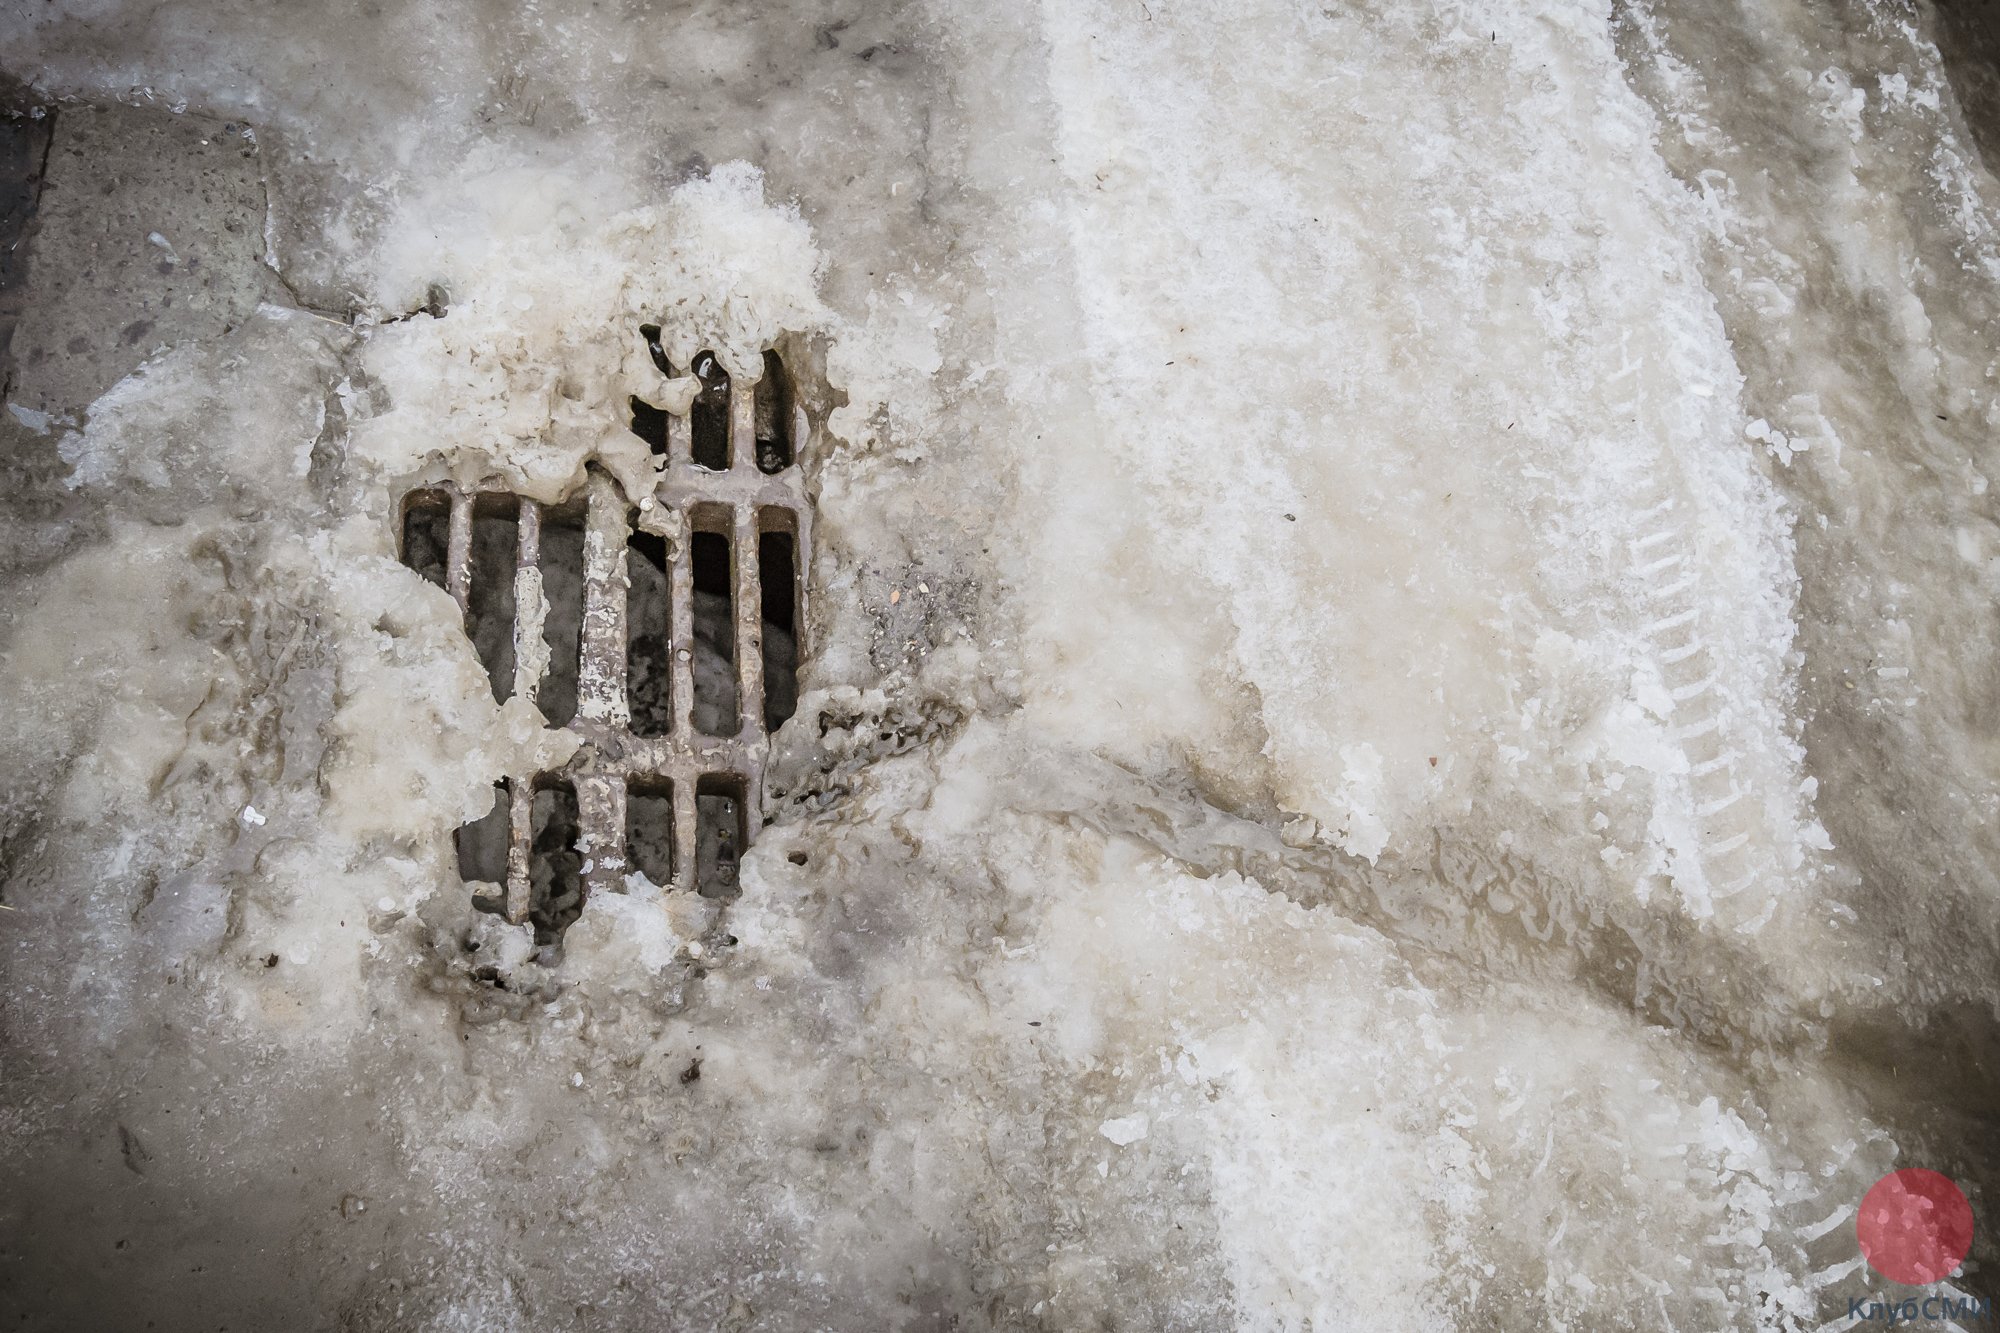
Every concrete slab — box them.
[6,100,283,421]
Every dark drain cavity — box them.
[409,329,814,953]
[629,396,670,454]
[690,514,737,736]
[754,350,792,474]
[401,490,450,587]
[529,779,583,943]
[690,351,730,470]
[457,781,510,916]
[627,528,672,736]
[467,492,520,702]
[629,325,676,455]
[626,777,676,888]
[758,511,798,731]
[536,498,587,728]
[695,774,745,901]
[638,323,672,374]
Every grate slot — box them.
[638,323,672,375]
[627,528,672,736]
[468,492,520,702]
[629,395,669,454]
[690,351,730,470]
[758,511,799,732]
[457,780,510,904]
[695,773,746,900]
[400,489,451,587]
[529,778,584,942]
[690,508,737,737]
[536,498,587,727]
[753,350,793,474]
[626,777,676,889]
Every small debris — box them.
[118,1124,153,1175]
[889,588,901,605]
[240,804,266,827]
[680,1057,703,1085]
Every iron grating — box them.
[400,339,811,940]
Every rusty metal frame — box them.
[405,356,810,924]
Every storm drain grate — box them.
[401,337,810,942]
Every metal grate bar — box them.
[668,391,692,463]
[578,471,628,729]
[513,497,542,704]
[505,777,532,925]
[733,504,764,739]
[672,776,699,900]
[668,514,696,738]
[730,380,757,472]
[577,773,625,901]
[446,489,474,618]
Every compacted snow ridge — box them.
[0,1,1996,1329]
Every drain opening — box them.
[759,511,798,732]
[638,322,672,375]
[530,779,584,943]
[458,780,511,914]
[468,492,520,702]
[400,489,451,587]
[695,773,746,900]
[537,499,587,728]
[626,777,676,889]
[690,350,730,471]
[416,328,813,952]
[629,323,676,454]
[629,395,669,454]
[691,513,737,736]
[627,528,673,736]
[754,350,793,474]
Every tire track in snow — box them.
[1601,329,1770,925]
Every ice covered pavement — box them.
[0,1,1996,1328]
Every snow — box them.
[1098,1114,1149,1147]
[0,0,1997,1328]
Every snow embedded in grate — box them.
[401,339,810,947]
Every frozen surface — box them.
[0,0,1996,1328]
